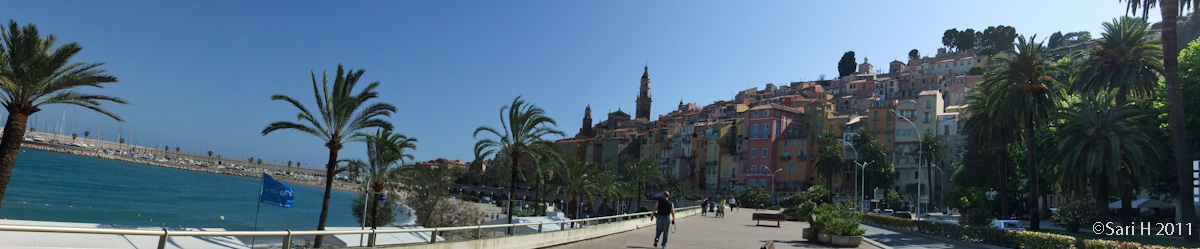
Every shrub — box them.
[825,218,866,236]
[1082,239,1190,249]
[1054,198,1094,232]
[767,205,782,210]
[795,202,817,222]
[1014,230,1074,249]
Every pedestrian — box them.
[701,198,709,216]
[729,197,737,212]
[651,191,676,248]
[304,240,312,248]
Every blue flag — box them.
[260,173,294,208]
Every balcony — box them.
[779,155,791,161]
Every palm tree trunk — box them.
[1161,0,1198,241]
[313,147,338,248]
[1000,147,1011,219]
[1095,173,1110,222]
[0,112,31,209]
[508,153,519,235]
[534,173,541,216]
[371,186,382,230]
[1026,116,1041,230]
[1121,186,1134,225]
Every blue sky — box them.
[0,1,1149,168]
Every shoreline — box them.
[17,142,360,193]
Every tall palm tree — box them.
[592,168,620,216]
[963,86,1019,218]
[474,96,563,234]
[1121,0,1200,240]
[814,130,843,203]
[528,144,563,216]
[979,35,1065,230]
[342,129,416,229]
[262,64,396,248]
[918,132,946,205]
[0,20,127,208]
[1072,16,1165,224]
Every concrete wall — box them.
[382,207,700,249]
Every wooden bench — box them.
[760,240,775,249]
[752,213,785,227]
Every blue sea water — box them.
[0,148,405,235]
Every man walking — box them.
[651,191,676,248]
[729,197,737,212]
[701,197,709,216]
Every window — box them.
[872,123,878,131]
[886,123,892,131]
[774,124,780,137]
[751,124,759,138]
[923,112,930,122]
[750,149,757,158]
[753,111,758,117]
[944,125,950,135]
[926,100,932,109]
[873,110,879,120]
[801,139,807,146]
[762,149,769,157]
[788,164,796,172]
[751,166,757,174]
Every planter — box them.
[817,231,832,243]
[803,227,818,241]
[831,235,862,247]
[785,214,798,221]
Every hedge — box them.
[1082,239,1190,249]
[862,214,1072,248]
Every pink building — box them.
[739,104,805,192]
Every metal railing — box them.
[0,206,699,249]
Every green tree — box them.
[814,130,843,203]
[550,158,598,220]
[943,28,958,51]
[968,66,985,76]
[71,133,77,141]
[1048,31,1065,51]
[849,127,896,195]
[1176,35,1200,166]
[838,51,856,77]
[0,21,128,208]
[955,28,978,51]
[1052,96,1164,223]
[625,156,661,210]
[978,35,1065,230]
[473,96,564,234]
[908,49,919,60]
[401,163,461,228]
[1120,1,1200,240]
[1071,16,1165,223]
[342,129,416,229]
[83,130,89,139]
[918,132,947,206]
[883,189,903,209]
[208,150,213,160]
[261,64,396,248]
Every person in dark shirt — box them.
[650,191,676,248]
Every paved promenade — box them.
[549,207,883,249]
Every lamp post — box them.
[763,165,783,204]
[987,188,998,220]
[891,109,922,220]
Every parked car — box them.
[882,209,895,216]
[892,211,913,220]
[988,220,1026,231]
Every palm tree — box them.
[0,20,127,208]
[918,132,946,206]
[979,35,1065,230]
[552,158,598,221]
[528,144,563,216]
[262,64,396,248]
[473,96,564,234]
[625,157,661,211]
[208,150,214,161]
[1053,95,1164,222]
[342,129,416,229]
[963,86,1019,218]
[592,168,620,216]
[1072,16,1165,224]
[1120,0,1199,240]
[814,130,843,203]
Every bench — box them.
[760,240,775,249]
[752,213,785,227]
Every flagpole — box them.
[251,175,264,248]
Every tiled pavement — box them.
[547,207,884,249]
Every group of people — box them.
[698,197,730,218]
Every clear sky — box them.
[0,1,1151,169]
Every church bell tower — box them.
[636,66,652,120]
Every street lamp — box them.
[891,109,923,220]
[842,140,875,212]
[763,165,783,204]
[987,188,998,219]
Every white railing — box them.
[0,206,699,249]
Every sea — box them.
[0,148,408,245]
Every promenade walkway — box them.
[549,207,882,249]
